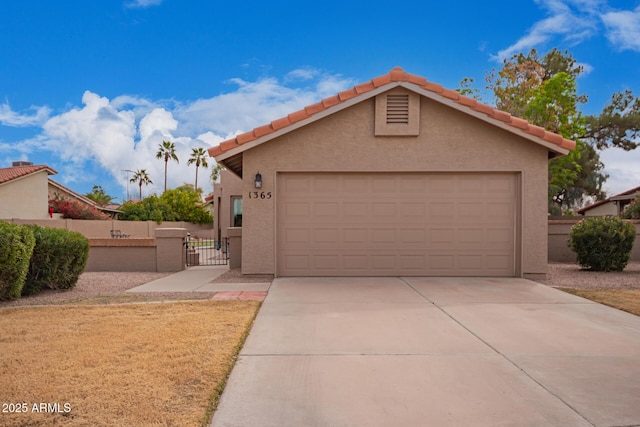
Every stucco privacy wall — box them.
[0,171,50,219]
[240,93,549,277]
[6,219,213,239]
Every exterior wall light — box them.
[254,172,262,189]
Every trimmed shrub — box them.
[0,222,36,300]
[22,225,89,295]
[568,216,636,271]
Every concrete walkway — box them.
[126,265,271,293]
[210,277,640,427]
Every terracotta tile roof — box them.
[0,165,57,185]
[208,66,577,159]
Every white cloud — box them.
[599,146,640,196]
[0,103,51,126]
[124,0,162,9]
[492,0,640,61]
[4,70,354,197]
[602,6,640,52]
[174,71,355,137]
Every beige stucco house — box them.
[208,67,576,279]
[1,161,119,220]
[0,163,57,219]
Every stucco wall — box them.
[0,171,50,219]
[212,169,243,240]
[239,91,550,277]
[583,202,617,217]
[6,219,213,239]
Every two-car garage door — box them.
[277,173,517,277]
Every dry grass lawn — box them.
[560,288,640,317]
[0,300,260,427]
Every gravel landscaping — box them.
[542,262,640,290]
[1,262,638,308]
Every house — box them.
[48,179,121,218]
[0,162,57,219]
[0,161,119,220]
[208,67,576,279]
[576,185,639,217]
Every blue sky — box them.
[1,0,639,202]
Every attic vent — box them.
[386,94,410,124]
[375,90,419,136]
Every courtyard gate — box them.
[184,237,229,266]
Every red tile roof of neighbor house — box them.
[0,165,57,185]
[208,66,577,158]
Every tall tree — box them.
[210,163,223,184]
[130,169,153,200]
[155,140,179,193]
[85,185,115,206]
[187,147,209,192]
[474,48,638,212]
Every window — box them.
[231,196,242,227]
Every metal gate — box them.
[185,237,229,266]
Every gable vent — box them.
[386,94,410,124]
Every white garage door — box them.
[277,173,517,276]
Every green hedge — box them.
[569,216,636,272]
[22,225,89,295]
[0,222,36,300]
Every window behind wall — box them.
[231,196,243,227]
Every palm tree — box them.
[155,140,179,193]
[187,147,209,192]
[130,169,153,200]
[85,185,115,206]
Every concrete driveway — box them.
[210,277,640,427]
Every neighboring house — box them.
[0,162,57,219]
[0,161,119,220]
[577,186,640,217]
[211,169,243,242]
[209,67,576,279]
[48,179,122,218]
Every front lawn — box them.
[0,300,259,427]
[560,288,640,316]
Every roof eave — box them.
[212,80,572,163]
[402,82,572,157]
[213,83,403,163]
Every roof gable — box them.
[208,67,577,175]
[0,165,57,185]
[577,185,640,214]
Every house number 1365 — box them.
[249,191,272,199]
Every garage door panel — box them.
[278,173,516,276]
[314,255,339,271]
[314,202,339,217]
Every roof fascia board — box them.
[399,82,570,157]
[214,80,569,161]
[214,83,402,162]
